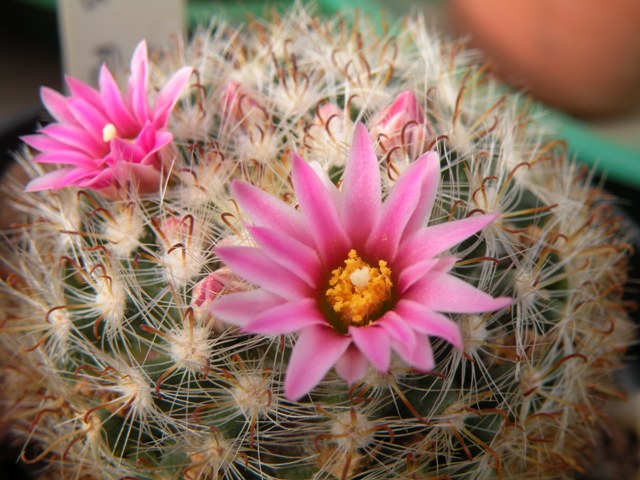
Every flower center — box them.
[103,123,118,142]
[325,249,393,328]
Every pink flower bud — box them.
[317,103,343,126]
[159,216,192,246]
[370,91,430,159]
[305,102,349,152]
[222,81,264,127]
[191,269,245,331]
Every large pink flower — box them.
[213,123,511,400]
[23,41,193,193]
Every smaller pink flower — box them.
[23,40,193,194]
[370,90,430,159]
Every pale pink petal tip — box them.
[210,289,283,327]
[291,150,349,264]
[341,123,382,246]
[349,326,390,373]
[335,347,369,385]
[244,299,323,335]
[284,326,350,401]
[154,66,194,122]
[25,169,74,192]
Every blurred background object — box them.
[448,0,640,188]
[449,0,640,118]
[57,0,185,85]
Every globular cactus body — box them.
[0,6,634,480]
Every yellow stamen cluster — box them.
[325,250,392,327]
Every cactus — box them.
[0,6,634,479]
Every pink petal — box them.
[404,151,441,236]
[432,255,458,273]
[126,40,150,124]
[401,90,425,123]
[395,299,463,349]
[365,154,427,261]
[99,64,139,136]
[110,162,162,192]
[378,310,417,351]
[292,152,349,266]
[21,133,61,152]
[397,258,440,294]
[25,168,76,192]
[41,124,105,157]
[32,151,98,167]
[134,122,172,157]
[134,131,172,168]
[153,66,193,126]
[383,91,424,124]
[340,123,381,249]
[406,272,512,314]
[285,325,351,400]
[67,98,110,144]
[65,75,102,109]
[26,167,96,191]
[231,180,311,245]
[398,214,500,270]
[22,133,92,158]
[245,298,325,335]
[110,137,146,164]
[391,333,434,372]
[211,289,284,327]
[247,226,322,288]
[388,91,413,118]
[216,246,314,301]
[40,87,76,124]
[151,130,174,155]
[397,256,456,286]
[335,345,369,385]
[349,325,391,372]
[309,162,340,207]
[78,167,117,190]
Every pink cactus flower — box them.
[370,90,430,159]
[213,123,510,400]
[23,40,193,194]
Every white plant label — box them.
[57,0,185,87]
